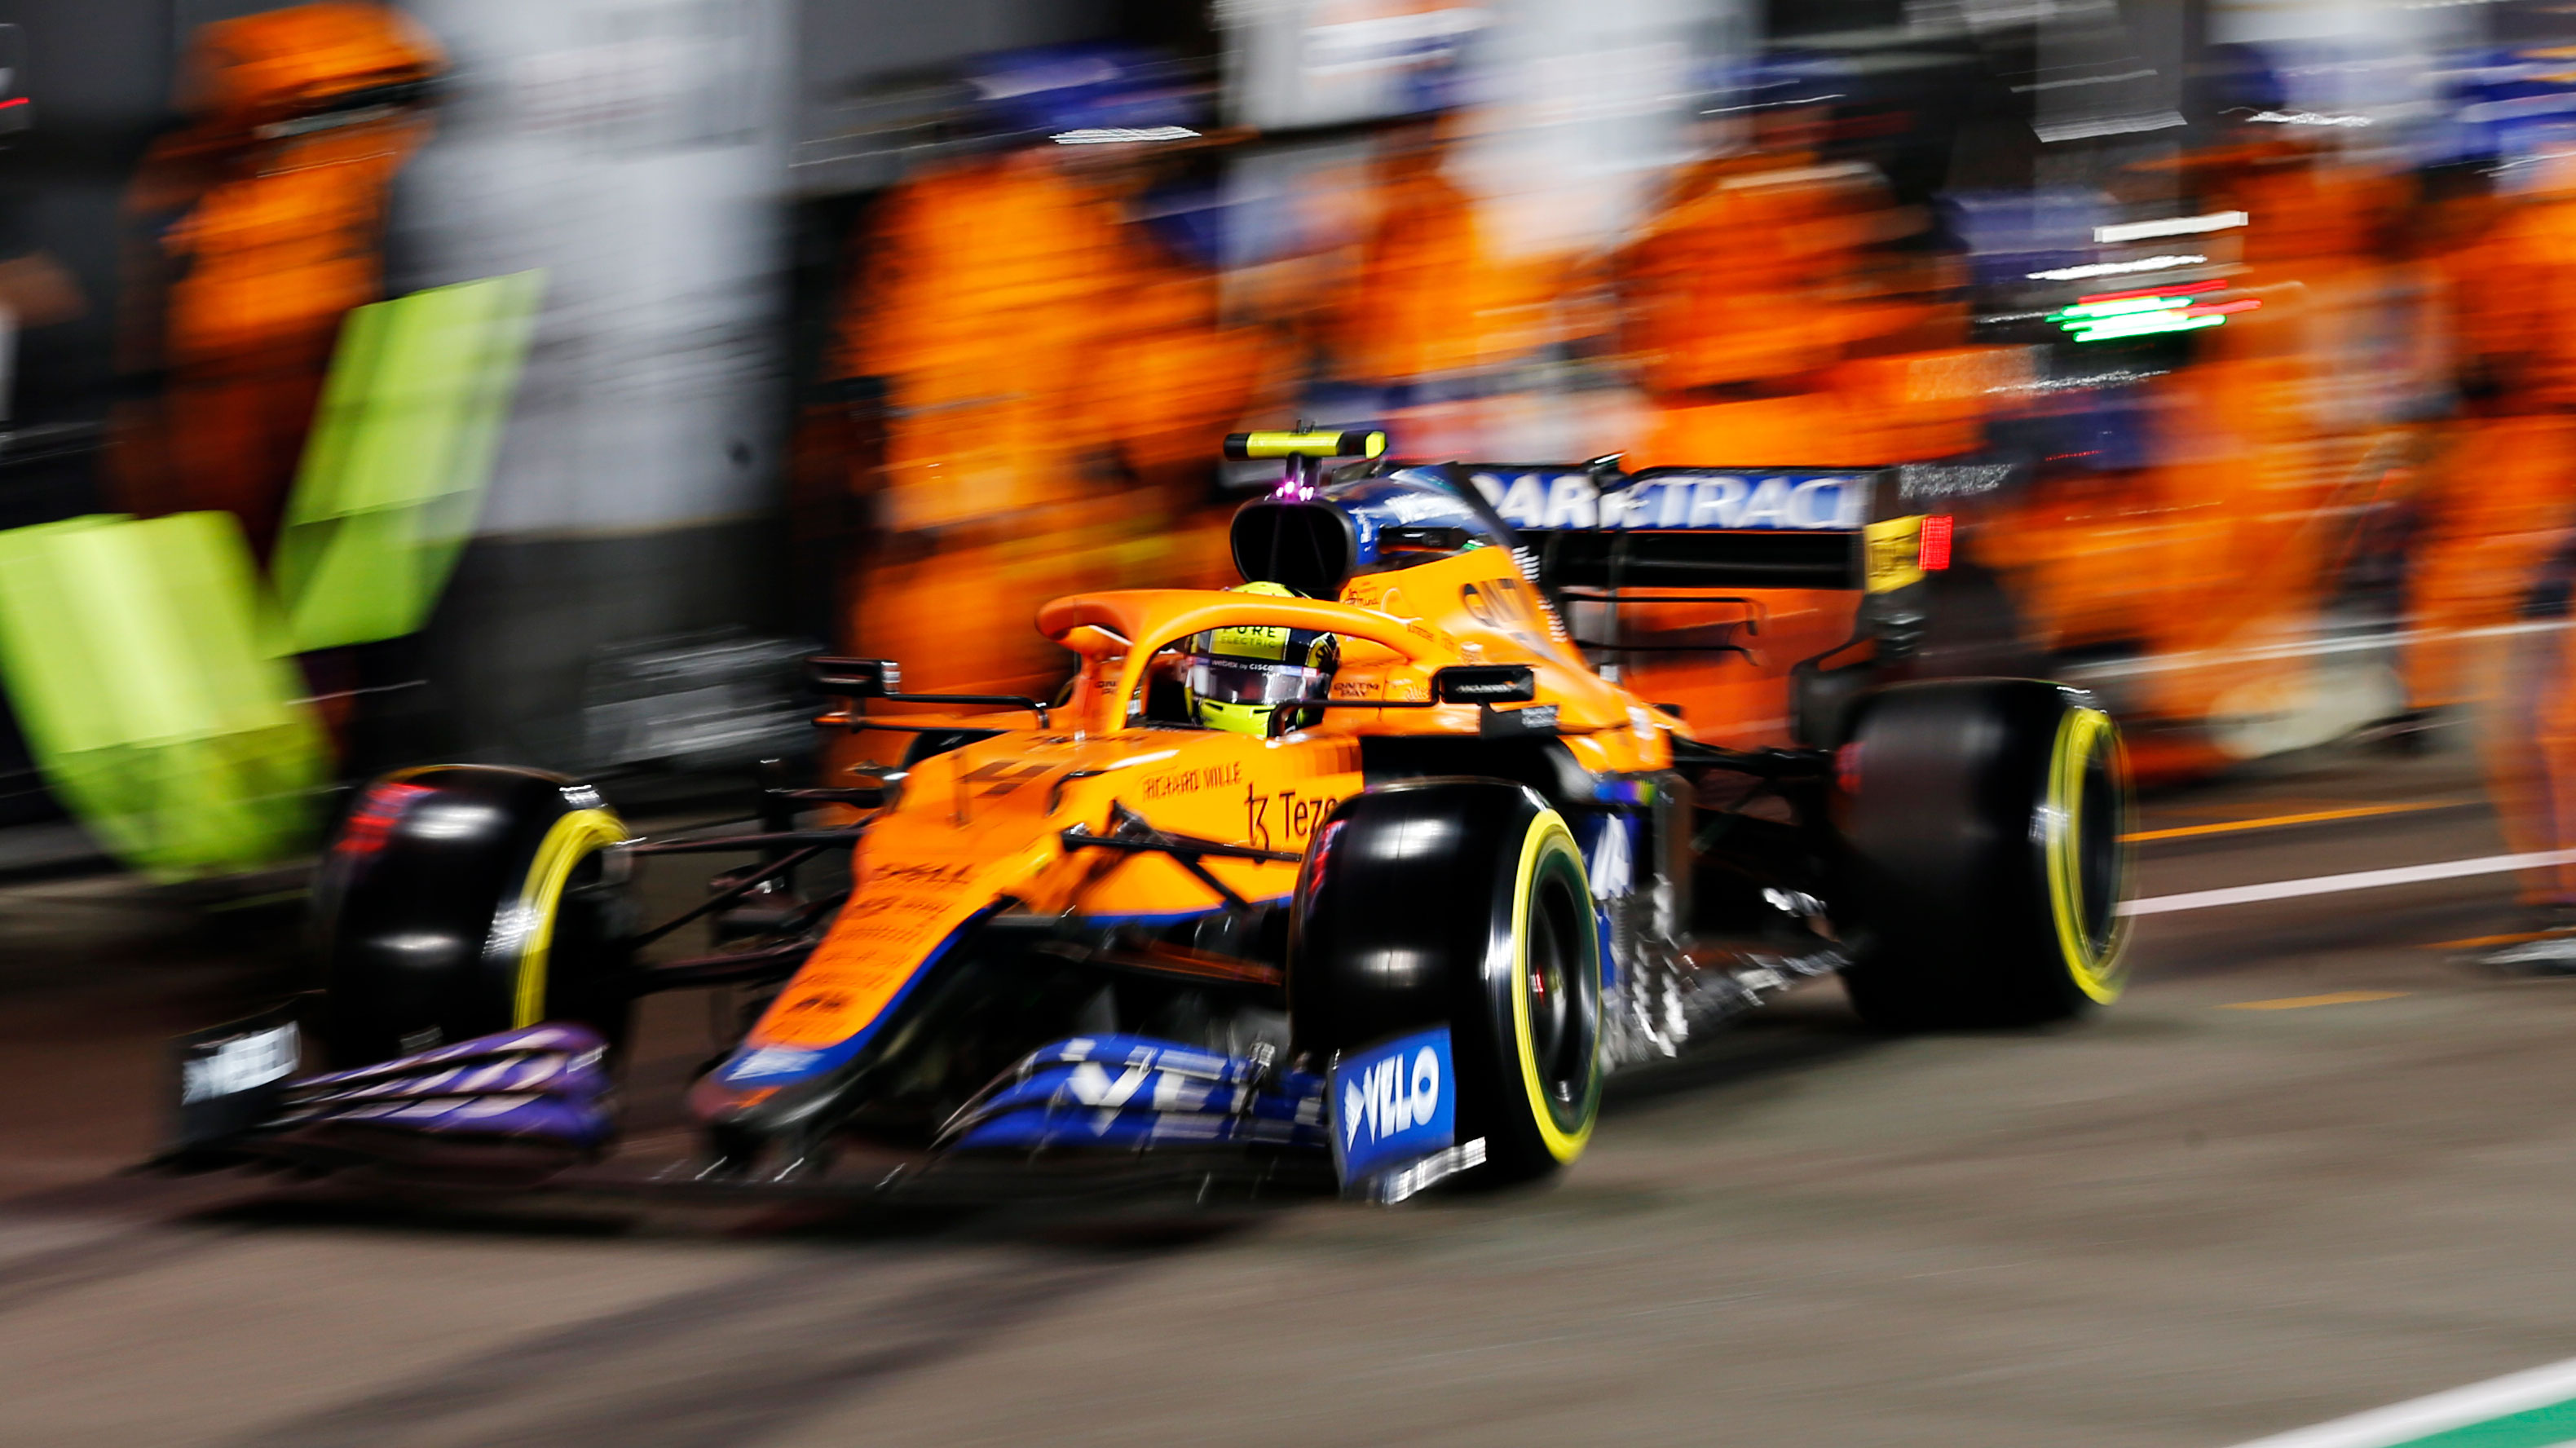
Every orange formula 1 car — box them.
[161,433,2130,1203]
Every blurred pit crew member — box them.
[1321,111,1576,456]
[831,47,1273,735]
[1619,67,1996,474]
[112,2,443,557]
[2408,140,2576,969]
[1983,60,2424,779]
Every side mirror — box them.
[767,766,904,812]
[807,656,900,699]
[1432,664,1537,704]
[833,766,904,810]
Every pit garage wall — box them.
[390,0,1114,769]
[382,0,790,767]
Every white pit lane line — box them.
[2120,850,2576,917]
[2222,1353,2576,1446]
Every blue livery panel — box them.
[945,1034,1328,1152]
[1330,1026,1456,1186]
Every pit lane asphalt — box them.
[6,739,2576,1447]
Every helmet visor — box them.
[1187,657,1331,708]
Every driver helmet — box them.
[1184,581,1339,736]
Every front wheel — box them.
[1833,680,2130,1030]
[1290,779,1603,1187]
[311,766,634,1067]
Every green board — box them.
[0,512,327,879]
[273,270,544,652]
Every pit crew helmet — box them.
[1184,581,1339,736]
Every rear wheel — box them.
[1290,780,1602,1185]
[1833,680,2129,1029]
[312,766,633,1067]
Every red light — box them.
[335,781,434,859]
[1918,514,1954,572]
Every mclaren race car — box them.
[165,430,2131,1203]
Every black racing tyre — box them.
[1833,679,2130,1030]
[312,766,634,1068]
[1290,779,1602,1185]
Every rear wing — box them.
[1460,463,2001,596]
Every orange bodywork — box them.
[1585,589,1855,751]
[741,546,1676,1057]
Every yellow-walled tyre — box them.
[311,766,633,1067]
[1290,779,1603,1185]
[1833,681,2130,1030]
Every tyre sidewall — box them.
[316,766,629,1066]
[1493,816,1601,1168]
